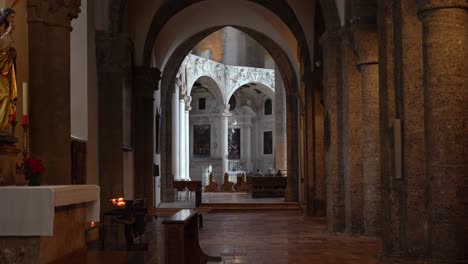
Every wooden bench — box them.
[249,176,287,198]
[163,209,222,264]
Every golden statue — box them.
[0,8,17,131]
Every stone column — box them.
[341,31,364,234]
[95,31,132,212]
[419,1,468,261]
[172,89,180,180]
[221,107,229,174]
[179,99,186,180]
[320,31,345,232]
[285,93,299,202]
[185,104,191,180]
[274,67,287,172]
[245,122,252,171]
[28,0,81,185]
[133,66,160,209]
[351,24,381,236]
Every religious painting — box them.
[193,125,210,157]
[264,131,273,155]
[228,128,241,159]
[155,109,161,154]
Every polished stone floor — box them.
[60,211,382,264]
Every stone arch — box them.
[189,75,225,108]
[141,0,312,72]
[156,25,300,202]
[226,82,275,107]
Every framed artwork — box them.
[228,128,241,159]
[193,125,210,157]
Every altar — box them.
[0,185,100,263]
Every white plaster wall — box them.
[71,0,88,141]
[70,0,99,184]
[86,0,99,185]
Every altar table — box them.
[0,185,100,263]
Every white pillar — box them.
[185,108,191,180]
[245,123,252,171]
[221,112,229,174]
[179,99,186,180]
[172,90,180,180]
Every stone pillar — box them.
[351,24,381,236]
[274,67,287,172]
[220,111,229,174]
[320,31,345,232]
[133,66,160,209]
[28,0,81,184]
[379,0,426,260]
[172,89,180,180]
[285,93,299,202]
[419,1,468,261]
[95,31,132,212]
[179,99,186,180]
[341,31,364,234]
[184,105,191,180]
[245,123,252,171]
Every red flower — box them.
[24,158,46,176]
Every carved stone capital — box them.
[96,31,133,73]
[27,0,81,30]
[349,24,379,66]
[134,66,161,91]
[418,0,468,19]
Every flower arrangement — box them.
[24,158,45,186]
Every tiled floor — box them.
[61,211,382,264]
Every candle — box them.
[10,111,16,121]
[22,115,28,125]
[22,82,28,116]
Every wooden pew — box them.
[249,176,287,198]
[163,209,222,264]
[172,181,204,228]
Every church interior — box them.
[0,0,466,263]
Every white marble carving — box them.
[177,54,275,104]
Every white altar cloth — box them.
[0,185,100,236]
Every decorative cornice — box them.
[27,0,81,30]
